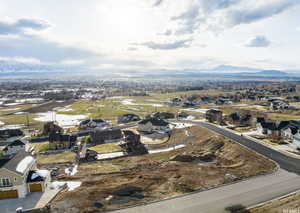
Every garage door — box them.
[29,183,43,192]
[0,190,18,200]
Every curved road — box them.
[111,121,300,213]
[194,121,300,174]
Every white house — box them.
[293,133,300,149]
[0,151,50,199]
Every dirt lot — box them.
[23,100,74,113]
[249,191,300,213]
[50,126,276,213]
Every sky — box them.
[0,0,300,72]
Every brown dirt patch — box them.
[50,126,276,213]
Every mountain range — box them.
[0,60,298,79]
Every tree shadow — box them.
[225,204,250,213]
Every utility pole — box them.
[26,113,29,127]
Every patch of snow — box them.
[148,144,186,154]
[67,182,82,191]
[55,105,74,112]
[34,111,87,128]
[0,121,4,126]
[65,164,78,176]
[243,129,261,136]
[171,122,194,129]
[149,104,164,107]
[16,98,44,104]
[122,99,134,105]
[16,156,34,174]
[51,181,82,191]
[107,96,124,99]
[182,108,210,113]
[4,103,22,106]
[14,112,26,115]
[97,152,125,160]
[0,124,25,129]
[232,104,248,107]
[31,170,49,180]
[121,99,164,107]
[186,115,195,120]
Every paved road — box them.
[112,169,300,213]
[191,121,300,174]
[111,121,300,213]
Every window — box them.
[0,178,11,187]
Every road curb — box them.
[191,121,280,173]
[247,189,300,211]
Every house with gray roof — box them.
[138,118,170,133]
[0,151,50,199]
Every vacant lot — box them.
[37,152,76,166]
[51,126,276,213]
[23,100,74,113]
[89,143,122,154]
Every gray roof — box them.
[0,151,33,175]
[139,118,169,126]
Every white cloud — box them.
[0,0,300,71]
[0,18,50,35]
[134,39,192,50]
[246,35,271,47]
[0,56,41,64]
[60,59,85,65]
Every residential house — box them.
[0,151,50,199]
[293,133,300,149]
[178,112,190,119]
[170,98,182,106]
[205,109,223,124]
[182,102,195,108]
[49,132,77,150]
[281,121,300,140]
[256,119,290,138]
[119,130,148,155]
[0,129,24,143]
[227,112,253,127]
[270,100,289,111]
[2,140,27,156]
[117,114,141,124]
[41,122,63,136]
[138,118,170,133]
[215,98,232,105]
[79,119,109,130]
[152,112,175,120]
[90,129,124,144]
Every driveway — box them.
[0,187,60,213]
